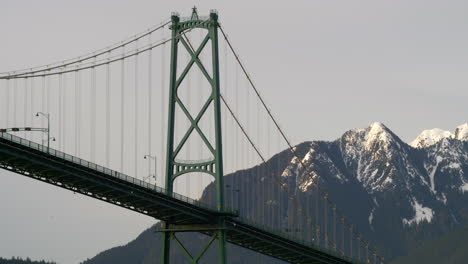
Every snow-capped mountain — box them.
[278,122,468,259]
[410,128,454,148]
[283,122,468,200]
[411,123,468,148]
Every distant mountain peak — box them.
[369,121,388,130]
[365,122,395,148]
[411,123,468,148]
[410,128,453,149]
[342,122,403,154]
[454,123,468,141]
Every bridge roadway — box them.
[0,132,357,264]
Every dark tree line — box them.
[0,257,55,264]
[391,224,468,264]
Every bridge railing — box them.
[233,215,358,263]
[0,132,237,215]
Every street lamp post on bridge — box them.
[144,154,157,185]
[43,137,56,146]
[35,112,51,151]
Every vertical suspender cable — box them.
[41,76,45,139]
[266,126,273,230]
[14,78,17,127]
[47,72,51,131]
[305,194,309,242]
[1,80,4,126]
[30,78,35,140]
[11,77,15,127]
[58,73,62,149]
[223,36,231,205]
[161,30,166,187]
[75,68,79,155]
[148,33,153,182]
[235,60,239,176]
[77,69,82,156]
[246,80,250,217]
[63,73,67,150]
[342,217,345,255]
[135,41,139,178]
[366,245,369,263]
[1,80,3,126]
[46,73,51,146]
[315,186,319,246]
[106,53,111,166]
[333,206,337,250]
[358,236,361,261]
[350,225,353,258]
[186,52,191,197]
[278,132,281,230]
[5,78,10,127]
[324,195,328,248]
[256,95,262,225]
[120,46,126,172]
[24,78,28,138]
[4,79,7,127]
[91,60,96,162]
[245,78,250,169]
[349,225,354,257]
[223,35,228,172]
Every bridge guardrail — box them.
[0,132,237,216]
[233,215,357,263]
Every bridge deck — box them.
[0,132,358,264]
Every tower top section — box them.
[191,6,199,20]
[171,7,218,27]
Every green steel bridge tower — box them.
[162,8,227,263]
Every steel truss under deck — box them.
[0,132,359,264]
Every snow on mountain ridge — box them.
[365,122,397,150]
[411,123,468,148]
[330,122,467,194]
[338,122,412,192]
[410,128,453,148]
[455,123,468,141]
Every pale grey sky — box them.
[1,0,467,263]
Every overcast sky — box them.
[1,0,467,263]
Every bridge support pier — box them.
[161,223,171,264]
[158,223,226,264]
[217,226,227,264]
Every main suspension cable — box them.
[0,19,170,78]
[3,37,172,80]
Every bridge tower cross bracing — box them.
[162,7,227,264]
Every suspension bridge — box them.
[0,8,385,264]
